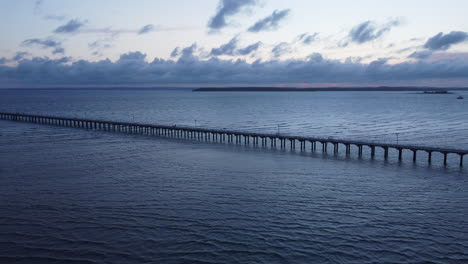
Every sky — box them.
[0,0,468,88]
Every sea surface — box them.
[0,89,467,263]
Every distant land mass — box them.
[193,87,468,92]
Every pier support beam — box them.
[322,142,327,153]
[2,112,468,167]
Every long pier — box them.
[1,112,467,167]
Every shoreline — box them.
[192,87,468,92]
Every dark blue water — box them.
[1,89,467,147]
[1,89,468,263]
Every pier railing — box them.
[1,112,466,167]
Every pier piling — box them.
[0,112,466,167]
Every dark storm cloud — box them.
[1,51,468,86]
[22,38,65,54]
[298,32,319,45]
[210,37,262,56]
[208,0,257,31]
[0,58,6,65]
[408,50,433,60]
[138,24,155,35]
[54,19,87,34]
[423,31,468,51]
[272,42,291,57]
[248,9,290,32]
[348,19,401,44]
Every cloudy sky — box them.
[1,0,468,88]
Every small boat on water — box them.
[457,96,464,99]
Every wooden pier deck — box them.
[1,112,466,167]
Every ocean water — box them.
[1,89,467,147]
[0,89,468,263]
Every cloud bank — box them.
[2,49,467,87]
[248,9,290,32]
[208,0,256,31]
